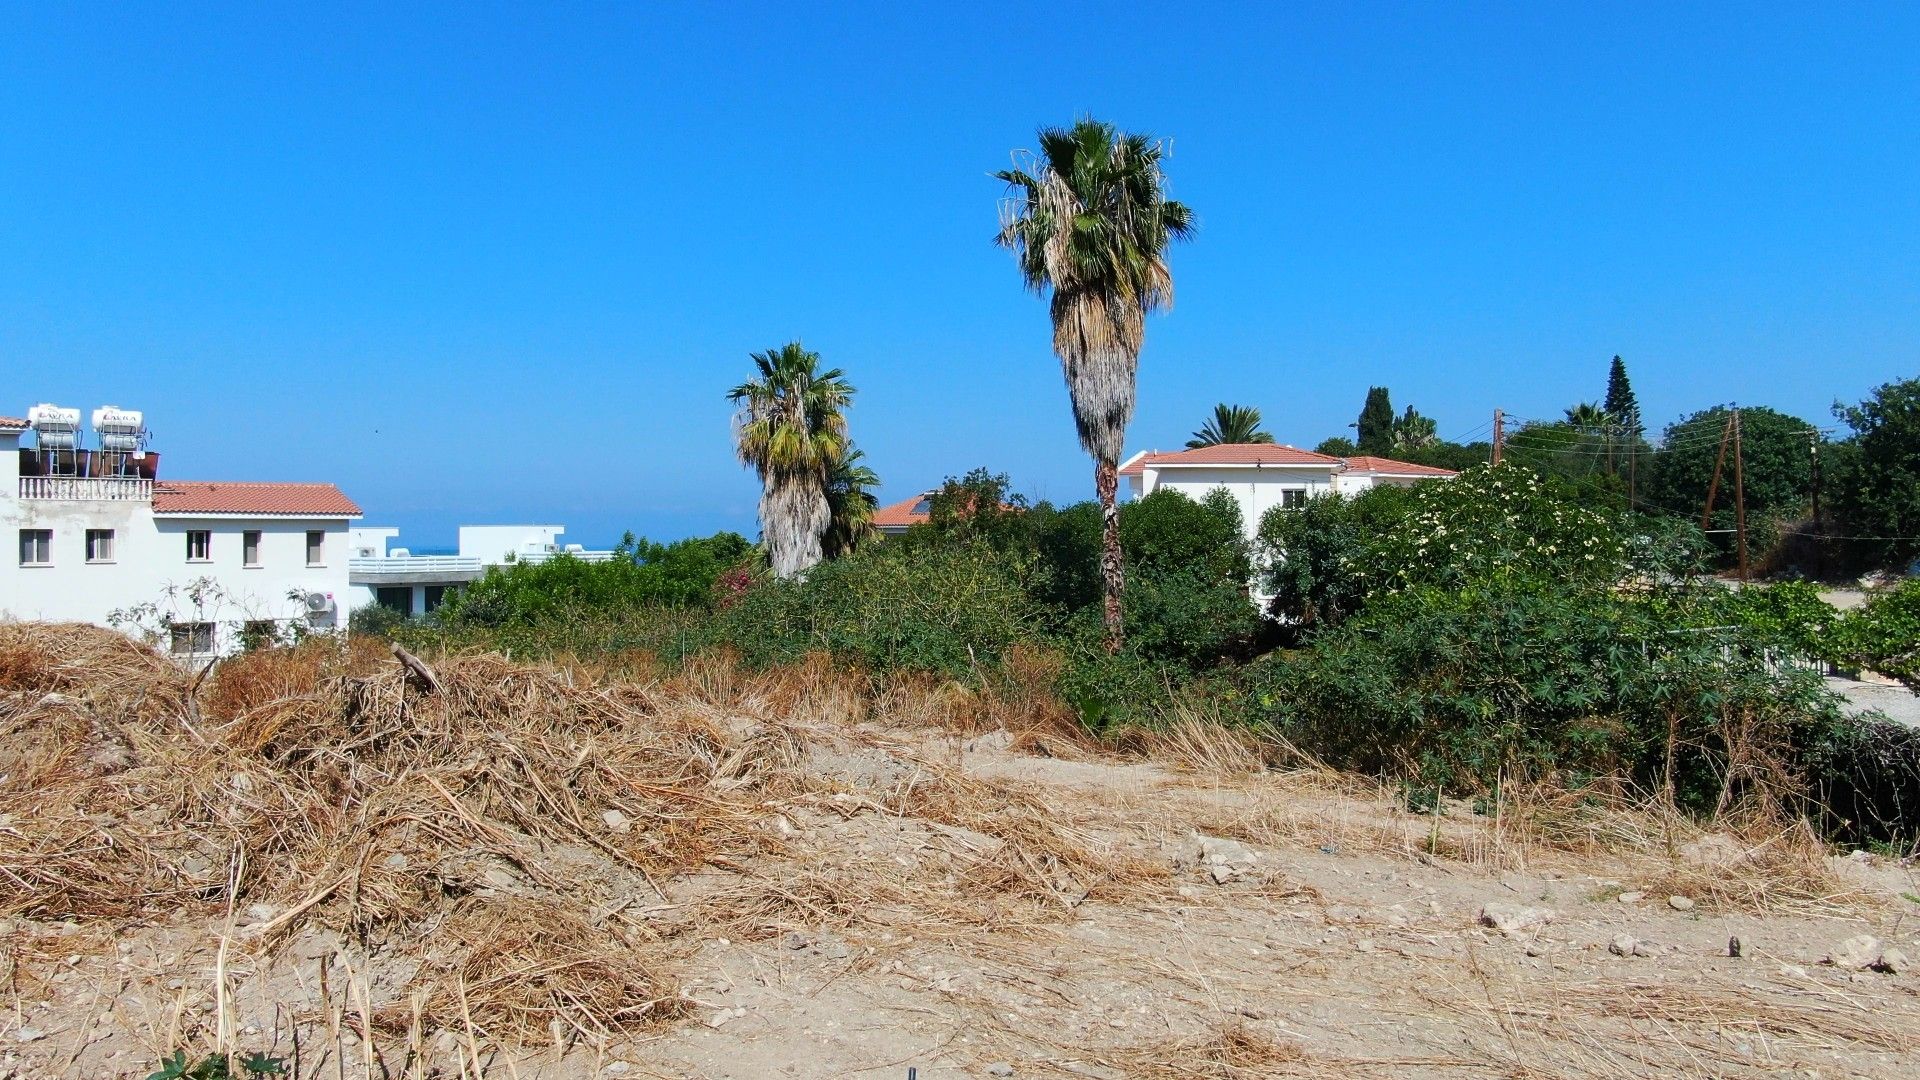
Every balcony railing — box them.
[17,476,154,501]
[349,555,486,576]
[515,550,620,564]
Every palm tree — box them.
[996,118,1194,651]
[728,342,854,578]
[823,445,881,560]
[1186,404,1273,448]
[1563,402,1609,430]
[1392,406,1438,451]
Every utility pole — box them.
[1701,413,1735,532]
[1491,409,1504,465]
[1732,408,1749,582]
[1809,428,1823,579]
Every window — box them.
[19,529,52,566]
[186,530,211,562]
[243,531,262,567]
[423,584,450,613]
[169,621,215,656]
[85,529,115,563]
[239,620,281,650]
[374,586,412,616]
[306,530,325,566]
[1279,489,1308,509]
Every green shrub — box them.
[1254,579,1849,810]
[1837,580,1920,690]
[438,532,751,627]
[1362,465,1629,594]
[697,543,1037,677]
[1256,485,1415,634]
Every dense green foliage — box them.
[1256,484,1415,634]
[1836,580,1920,691]
[1832,377,1920,569]
[1644,405,1816,532]
[1604,355,1642,435]
[1355,387,1396,455]
[437,532,752,627]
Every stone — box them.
[1632,940,1657,958]
[1477,902,1557,934]
[1668,895,1695,912]
[1824,935,1883,971]
[1193,834,1257,884]
[601,809,633,834]
[1873,947,1908,975]
[782,931,811,951]
[1525,942,1550,958]
[1608,934,1638,957]
[1617,891,1645,904]
[14,1028,43,1043]
[987,1064,1015,1077]
[603,1064,631,1076]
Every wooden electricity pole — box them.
[1732,408,1749,581]
[1809,428,1824,578]
[1492,409,1505,465]
[1700,413,1735,532]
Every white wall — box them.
[2,468,353,655]
[349,526,400,558]
[1132,465,1341,537]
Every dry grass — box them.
[0,623,1147,1067]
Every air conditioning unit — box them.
[390,547,411,558]
[304,592,336,615]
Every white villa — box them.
[346,524,618,618]
[2,406,360,657]
[1120,444,1457,535]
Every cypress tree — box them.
[1355,387,1395,455]
[1603,355,1642,435]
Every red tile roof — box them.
[872,492,934,530]
[1119,444,1344,476]
[0,416,27,431]
[152,481,362,517]
[1339,455,1459,477]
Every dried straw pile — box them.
[0,623,1134,1052]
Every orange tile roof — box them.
[1339,455,1459,477]
[0,416,27,431]
[872,492,934,530]
[152,481,362,517]
[1119,444,1344,476]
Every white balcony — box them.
[18,476,154,501]
[349,554,486,579]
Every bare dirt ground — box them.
[2,629,1918,1080]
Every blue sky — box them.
[4,3,1916,547]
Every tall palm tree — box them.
[1186,403,1273,448]
[823,445,881,560]
[996,118,1194,651]
[728,342,854,578]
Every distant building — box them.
[1,405,360,658]
[1119,444,1456,535]
[872,492,935,536]
[346,524,619,617]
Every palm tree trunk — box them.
[1094,457,1124,653]
[763,474,829,579]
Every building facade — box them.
[346,524,618,618]
[2,412,360,657]
[1119,444,1457,536]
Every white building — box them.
[346,524,618,617]
[1119,444,1458,536]
[2,408,360,658]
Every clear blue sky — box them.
[4,3,1916,547]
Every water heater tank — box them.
[27,404,82,449]
[92,405,146,452]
